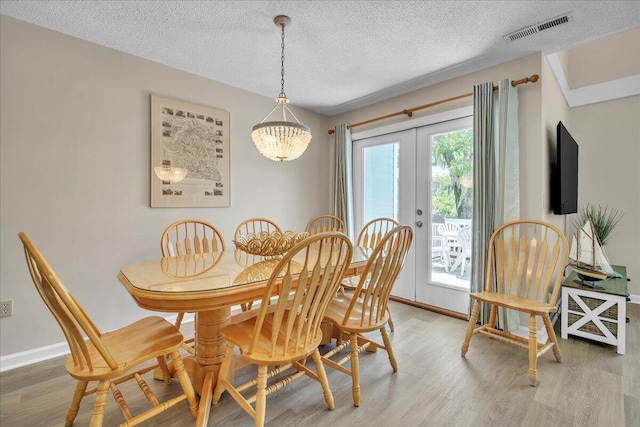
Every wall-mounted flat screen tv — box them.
[552,121,578,215]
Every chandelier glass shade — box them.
[252,15,312,162]
[154,165,188,183]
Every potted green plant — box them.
[572,203,624,246]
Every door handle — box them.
[415,221,423,228]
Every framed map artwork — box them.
[150,95,230,207]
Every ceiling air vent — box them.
[504,12,574,43]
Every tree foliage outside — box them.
[431,129,473,219]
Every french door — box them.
[353,116,473,314]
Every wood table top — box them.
[118,246,372,311]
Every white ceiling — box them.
[1,1,639,116]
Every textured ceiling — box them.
[1,1,639,116]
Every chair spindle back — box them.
[234,218,282,239]
[161,219,225,257]
[486,220,569,305]
[234,218,282,266]
[19,232,117,372]
[356,217,400,249]
[346,225,413,328]
[248,232,352,358]
[306,215,346,235]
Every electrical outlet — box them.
[0,300,13,318]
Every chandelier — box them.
[251,15,312,161]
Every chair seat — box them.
[324,294,390,333]
[65,316,183,380]
[221,312,323,365]
[470,292,557,315]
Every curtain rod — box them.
[327,74,539,134]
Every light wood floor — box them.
[2,300,638,426]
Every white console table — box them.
[561,265,627,354]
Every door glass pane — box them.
[363,143,399,223]
[430,128,473,288]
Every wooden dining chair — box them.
[321,225,413,406]
[357,217,400,249]
[233,218,283,310]
[345,217,400,330]
[233,217,282,267]
[212,232,353,427]
[305,214,346,235]
[306,214,347,295]
[461,220,569,386]
[160,219,225,352]
[19,232,198,427]
[234,217,281,238]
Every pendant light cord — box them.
[279,22,286,99]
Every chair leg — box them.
[65,380,88,427]
[488,304,498,329]
[156,356,172,384]
[174,312,185,330]
[212,343,234,404]
[380,327,397,372]
[461,300,480,357]
[170,350,199,417]
[311,348,334,410]
[528,314,538,387]
[349,333,361,407]
[89,380,110,427]
[387,309,395,332]
[254,365,268,427]
[543,314,563,363]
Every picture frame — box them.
[150,95,230,207]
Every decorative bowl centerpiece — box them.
[233,230,309,256]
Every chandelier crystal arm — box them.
[283,104,303,124]
[258,103,280,123]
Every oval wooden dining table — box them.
[117,246,371,426]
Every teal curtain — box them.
[333,123,355,240]
[470,79,520,328]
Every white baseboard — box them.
[0,314,194,373]
[630,294,640,304]
[0,342,71,373]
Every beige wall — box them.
[562,30,640,296]
[569,96,640,294]
[0,16,331,358]
[540,54,570,231]
[568,28,640,88]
